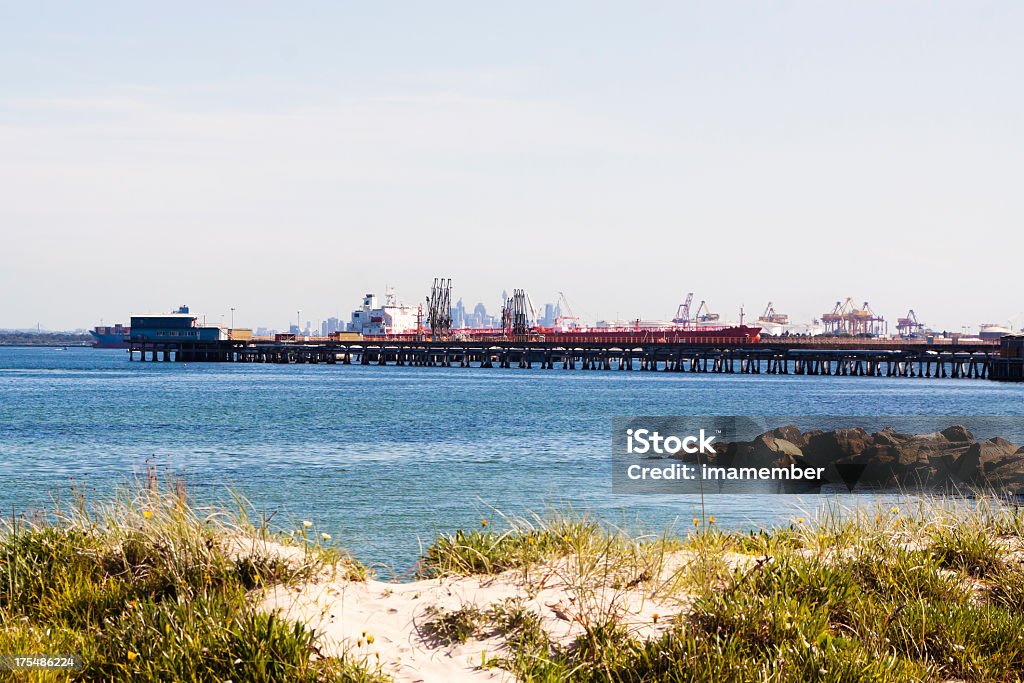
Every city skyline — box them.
[31,283,1021,338]
[2,2,1022,331]
[4,280,1024,335]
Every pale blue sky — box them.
[1,2,1022,331]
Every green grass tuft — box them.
[420,496,1024,682]
[420,604,489,646]
[0,478,384,682]
[930,524,1005,577]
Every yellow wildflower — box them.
[127,651,138,661]
[142,510,153,520]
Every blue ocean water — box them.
[2,346,1023,572]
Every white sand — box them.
[257,557,700,682]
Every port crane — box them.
[896,309,925,338]
[694,300,720,323]
[758,302,789,325]
[672,293,694,325]
[553,291,581,330]
[822,298,885,336]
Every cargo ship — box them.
[89,323,130,348]
[346,290,760,344]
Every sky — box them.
[1,1,1022,332]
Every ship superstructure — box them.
[349,289,420,336]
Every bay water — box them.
[2,346,1022,573]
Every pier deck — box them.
[126,337,1023,381]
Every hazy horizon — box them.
[2,2,1022,332]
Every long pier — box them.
[126,337,1024,381]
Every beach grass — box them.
[0,476,384,682]
[6,480,1024,682]
[421,496,1024,682]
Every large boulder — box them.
[986,437,1020,462]
[769,425,805,447]
[902,460,951,488]
[872,427,914,447]
[831,447,904,487]
[803,428,871,466]
[800,429,825,445]
[678,426,1024,493]
[890,432,965,467]
[940,425,975,443]
[730,435,801,469]
[952,438,1024,481]
[752,433,804,458]
[985,451,1024,492]
[773,438,805,458]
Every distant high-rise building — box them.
[542,303,555,327]
[451,298,467,329]
[472,303,488,328]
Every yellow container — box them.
[329,331,363,341]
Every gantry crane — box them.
[672,293,694,325]
[896,309,925,337]
[554,291,581,329]
[694,300,720,323]
[758,302,789,325]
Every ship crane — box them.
[672,293,694,325]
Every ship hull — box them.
[90,328,130,349]
[366,326,761,345]
[541,326,761,345]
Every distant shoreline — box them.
[0,342,93,347]
[0,342,92,348]
[0,333,93,347]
